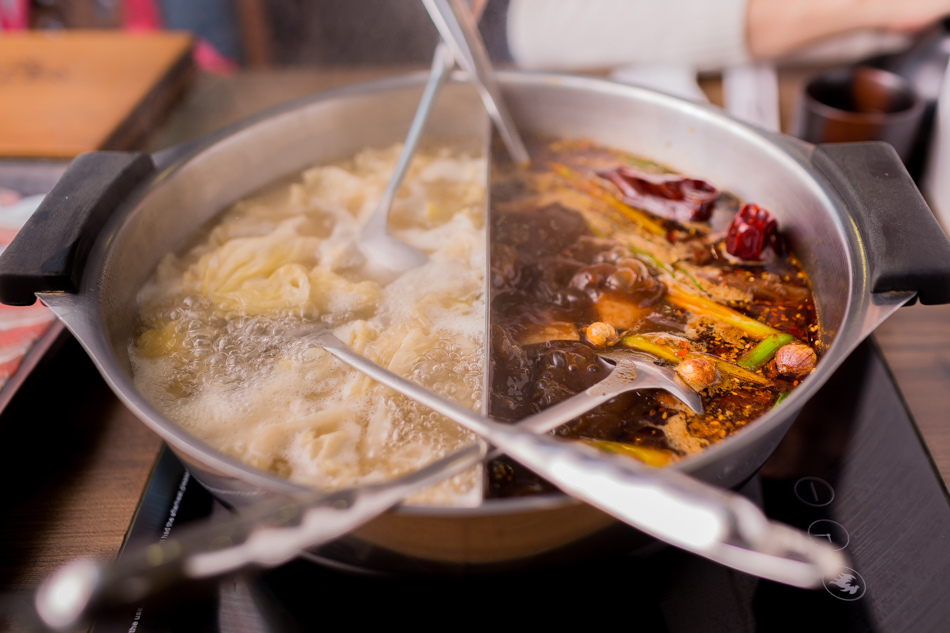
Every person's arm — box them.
[746,0,950,58]
[506,0,750,71]
[506,0,950,71]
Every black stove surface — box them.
[93,340,950,633]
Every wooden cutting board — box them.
[0,30,193,157]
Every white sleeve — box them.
[506,0,752,72]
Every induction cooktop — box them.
[92,339,950,633]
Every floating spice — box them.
[596,165,719,222]
[726,203,778,260]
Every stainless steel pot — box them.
[2,72,949,574]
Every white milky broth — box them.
[130,144,487,505]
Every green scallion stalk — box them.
[737,332,794,370]
[620,334,683,363]
[620,335,772,386]
[666,284,780,340]
[585,439,673,467]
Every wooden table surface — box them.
[0,31,194,158]
[0,66,948,630]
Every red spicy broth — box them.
[486,138,819,497]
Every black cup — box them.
[795,66,925,163]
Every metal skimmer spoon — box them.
[34,332,844,631]
[360,0,493,275]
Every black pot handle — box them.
[812,142,950,305]
[0,151,155,306]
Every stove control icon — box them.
[808,519,850,550]
[794,476,835,507]
[823,567,867,601]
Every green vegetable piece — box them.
[666,285,779,340]
[738,332,794,370]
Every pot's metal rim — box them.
[58,69,886,516]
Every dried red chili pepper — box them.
[725,203,778,261]
[596,165,719,222]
